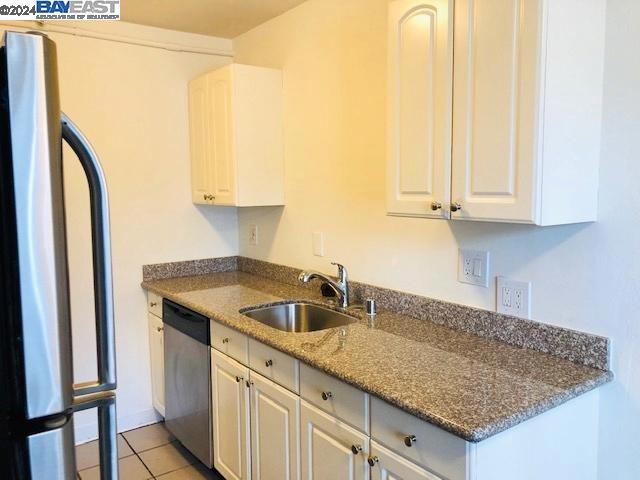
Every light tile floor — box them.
[76,422,223,480]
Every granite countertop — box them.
[142,271,612,442]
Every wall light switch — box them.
[458,249,490,287]
[312,232,325,257]
[497,277,531,319]
[249,225,258,246]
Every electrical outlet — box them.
[458,249,490,287]
[249,225,258,246]
[497,277,531,319]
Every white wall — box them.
[233,0,640,476]
[1,21,239,441]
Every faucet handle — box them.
[331,262,347,280]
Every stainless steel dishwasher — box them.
[163,299,212,467]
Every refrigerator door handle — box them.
[73,391,118,479]
[61,113,117,395]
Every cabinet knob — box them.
[265,359,273,367]
[367,456,379,467]
[321,391,333,401]
[450,202,463,212]
[351,445,363,455]
[246,380,253,388]
[235,376,243,383]
[156,326,163,332]
[149,302,157,307]
[222,338,230,344]
[430,201,442,211]
[404,434,417,447]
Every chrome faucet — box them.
[298,262,350,308]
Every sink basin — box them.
[241,302,356,333]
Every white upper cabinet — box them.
[188,63,285,207]
[387,0,453,219]
[387,0,606,225]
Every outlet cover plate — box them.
[458,249,490,287]
[249,225,258,246]
[497,277,531,319]
[312,232,325,257]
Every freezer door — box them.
[27,415,76,480]
[4,31,73,419]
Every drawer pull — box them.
[265,359,273,367]
[404,434,417,447]
[368,456,379,467]
[351,445,363,455]
[321,391,333,401]
[156,326,163,332]
[222,338,230,344]
[235,376,243,383]
[149,301,157,307]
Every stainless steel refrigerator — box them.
[0,31,118,479]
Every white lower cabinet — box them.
[147,312,165,417]
[300,400,369,480]
[250,371,300,480]
[211,349,251,480]
[369,441,441,480]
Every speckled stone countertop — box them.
[142,271,612,442]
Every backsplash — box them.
[143,256,610,371]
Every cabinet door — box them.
[206,67,237,205]
[188,74,213,205]
[451,0,543,222]
[300,400,369,480]
[369,441,441,480]
[147,313,165,417]
[211,349,251,480]
[250,371,300,480]
[387,0,453,218]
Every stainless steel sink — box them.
[241,302,356,333]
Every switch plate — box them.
[312,232,325,257]
[497,277,531,319]
[249,225,258,246]
[458,249,489,287]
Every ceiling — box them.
[121,0,308,39]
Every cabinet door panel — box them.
[370,441,441,480]
[188,74,212,204]
[387,0,453,218]
[451,0,543,222]
[211,349,250,480]
[207,68,236,205]
[250,371,300,480]
[301,401,369,480]
[147,313,165,417]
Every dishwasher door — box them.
[164,323,212,467]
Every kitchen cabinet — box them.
[249,371,300,480]
[188,63,284,207]
[369,441,441,480]
[387,0,453,219]
[146,292,164,417]
[211,349,251,480]
[300,400,369,480]
[387,0,606,225]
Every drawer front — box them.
[300,363,369,434]
[211,321,249,366]
[147,291,162,317]
[248,339,299,393]
[370,397,467,480]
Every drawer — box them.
[370,397,468,480]
[211,321,249,366]
[300,363,369,433]
[248,339,299,393]
[147,291,162,317]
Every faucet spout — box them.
[298,263,350,308]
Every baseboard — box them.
[74,407,163,445]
